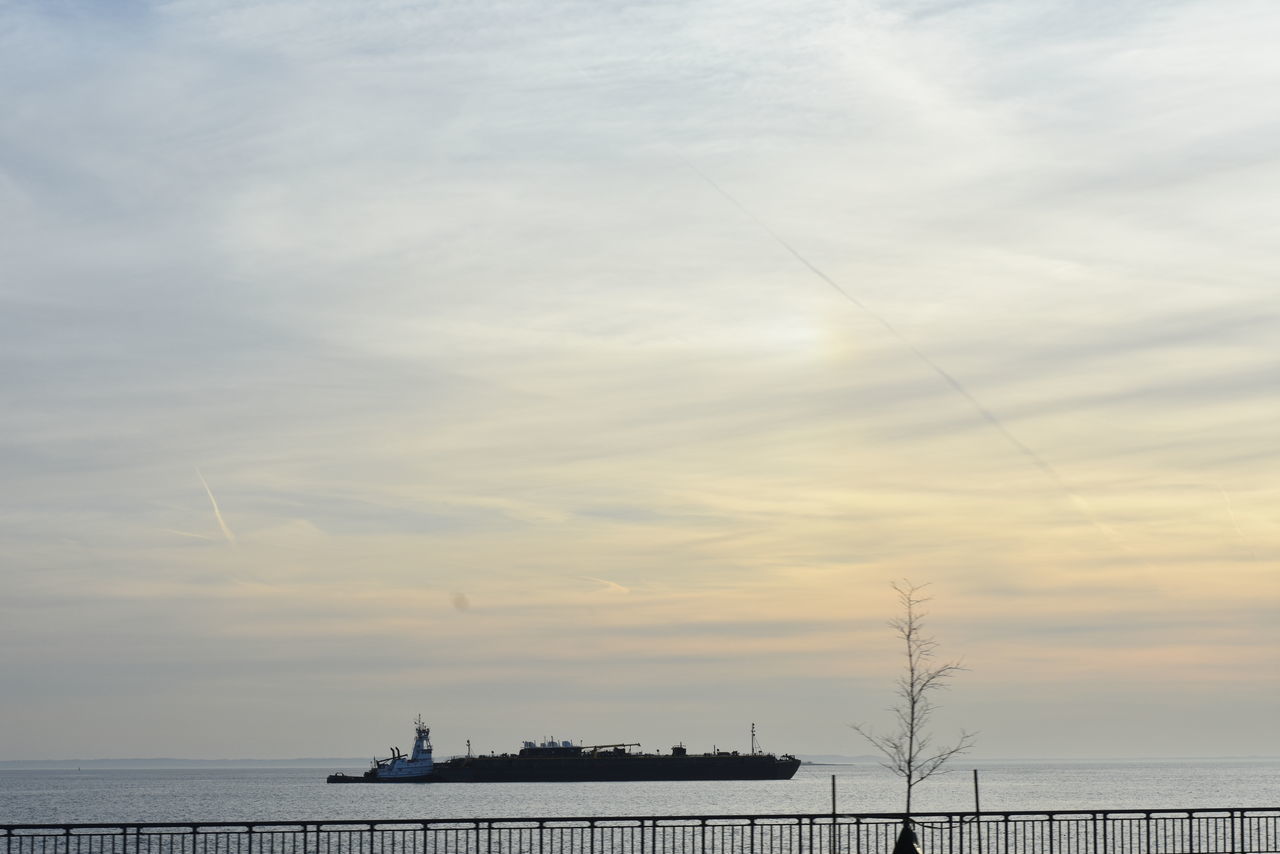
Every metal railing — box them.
[4,810,1279,854]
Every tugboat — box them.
[327,719,800,783]
[328,715,436,783]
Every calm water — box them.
[3,761,1279,825]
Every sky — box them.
[2,0,1278,763]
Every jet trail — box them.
[196,467,237,545]
[684,159,1120,542]
[164,528,217,541]
[1219,485,1256,559]
[578,575,632,594]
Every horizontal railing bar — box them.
[3,811,1277,854]
[6,808,1280,833]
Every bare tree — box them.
[853,580,976,818]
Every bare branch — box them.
[850,580,975,817]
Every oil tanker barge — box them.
[327,717,800,783]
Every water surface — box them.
[3,760,1278,825]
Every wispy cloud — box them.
[1,0,1278,761]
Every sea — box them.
[3,760,1279,825]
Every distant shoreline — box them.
[0,758,366,770]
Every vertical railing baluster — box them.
[9,807,1280,854]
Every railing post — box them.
[831,778,839,854]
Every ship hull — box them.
[327,772,436,783]
[328,755,800,783]
[434,754,800,783]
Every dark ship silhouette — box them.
[327,717,800,783]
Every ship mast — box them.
[751,722,758,755]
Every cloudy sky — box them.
[2,0,1278,763]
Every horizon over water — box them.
[3,760,1279,825]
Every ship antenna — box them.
[751,722,758,755]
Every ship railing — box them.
[4,809,1279,854]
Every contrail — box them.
[1219,485,1256,559]
[683,158,1121,542]
[164,528,217,541]
[1219,486,1243,537]
[196,467,237,545]
[578,575,631,594]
